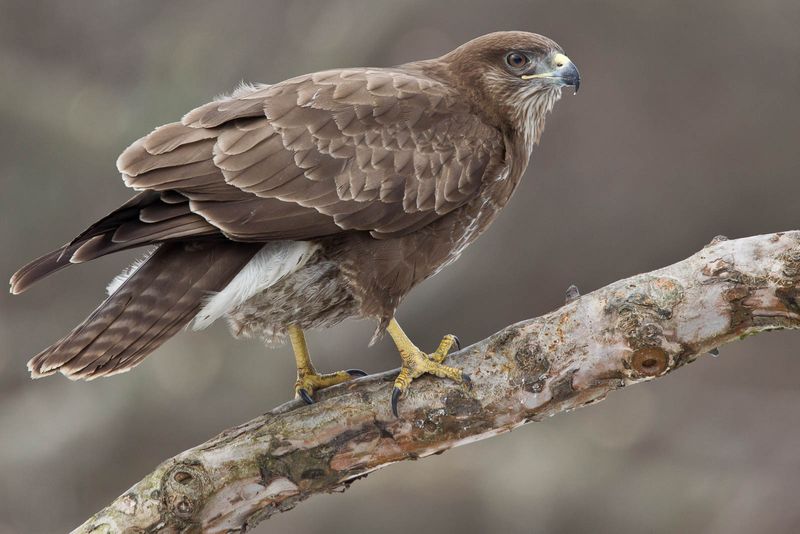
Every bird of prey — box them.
[10,31,579,416]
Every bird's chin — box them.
[539,84,564,101]
[522,82,561,96]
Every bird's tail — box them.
[27,240,260,380]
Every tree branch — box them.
[73,231,800,533]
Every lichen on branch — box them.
[73,231,800,533]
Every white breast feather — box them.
[192,241,319,330]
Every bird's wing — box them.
[117,69,506,242]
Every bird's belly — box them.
[224,254,358,344]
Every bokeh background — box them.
[1,1,799,532]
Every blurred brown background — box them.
[1,1,799,532]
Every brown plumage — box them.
[10,31,579,381]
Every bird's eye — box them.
[505,52,528,69]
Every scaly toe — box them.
[430,334,460,363]
[390,349,469,417]
[295,368,363,403]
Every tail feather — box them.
[27,240,261,380]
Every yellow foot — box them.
[295,368,367,404]
[391,333,469,417]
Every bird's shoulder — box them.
[180,67,493,136]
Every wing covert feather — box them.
[116,69,505,241]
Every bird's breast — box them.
[324,161,525,322]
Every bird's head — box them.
[441,31,580,145]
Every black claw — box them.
[391,387,402,417]
[347,369,368,377]
[708,348,720,356]
[298,389,314,405]
[461,372,473,390]
[452,335,461,351]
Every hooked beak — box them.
[521,53,581,94]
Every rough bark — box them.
[73,231,800,533]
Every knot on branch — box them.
[160,461,211,526]
[630,347,669,377]
[605,276,685,378]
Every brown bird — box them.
[10,31,579,416]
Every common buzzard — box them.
[11,31,580,416]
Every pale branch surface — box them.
[74,231,800,533]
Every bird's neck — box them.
[512,87,562,156]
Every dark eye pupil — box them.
[508,53,525,67]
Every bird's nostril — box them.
[556,62,564,68]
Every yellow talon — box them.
[386,319,468,417]
[289,325,366,404]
